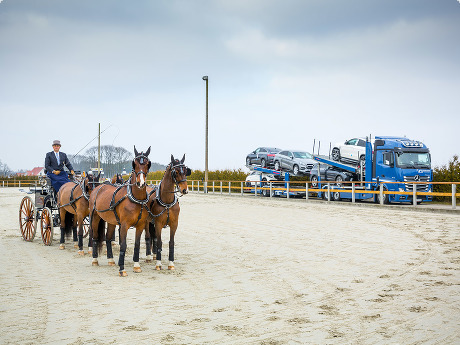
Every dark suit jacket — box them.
[45,151,74,174]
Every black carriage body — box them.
[33,177,54,210]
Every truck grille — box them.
[403,176,430,192]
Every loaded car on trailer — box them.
[273,150,316,176]
[246,147,281,168]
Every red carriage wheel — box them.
[40,207,54,246]
[19,196,36,242]
[83,216,89,238]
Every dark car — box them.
[309,163,356,188]
[246,147,281,168]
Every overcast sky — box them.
[1,0,459,172]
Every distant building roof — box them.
[27,167,45,176]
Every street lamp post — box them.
[202,76,208,193]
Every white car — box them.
[245,171,282,196]
[331,138,370,165]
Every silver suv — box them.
[273,150,316,175]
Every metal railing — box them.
[3,179,458,209]
[186,180,460,210]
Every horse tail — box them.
[96,220,105,254]
[64,212,74,237]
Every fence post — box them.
[413,183,417,206]
[352,183,355,203]
[453,184,457,210]
[213,181,215,194]
[241,182,243,196]
[19,181,21,188]
[327,183,331,201]
[379,184,384,205]
[270,182,273,198]
[220,181,222,194]
[197,181,200,193]
[254,183,257,196]
[228,182,231,195]
[305,182,309,200]
[286,182,290,199]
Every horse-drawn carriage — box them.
[18,173,89,245]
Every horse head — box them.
[170,154,191,195]
[132,146,151,188]
[85,172,101,194]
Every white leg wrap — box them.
[134,262,140,268]
[146,255,152,261]
[156,260,161,267]
[108,258,115,264]
[92,258,98,263]
[169,261,174,267]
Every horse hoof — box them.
[145,259,152,263]
[133,267,142,273]
[168,266,175,270]
[88,250,92,255]
[78,250,85,256]
[59,244,65,250]
[92,261,99,266]
[119,271,128,277]
[108,260,116,266]
[156,266,162,271]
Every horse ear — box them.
[134,146,139,157]
[171,154,175,164]
[97,172,101,181]
[145,146,151,157]
[181,154,185,164]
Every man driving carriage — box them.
[45,140,75,195]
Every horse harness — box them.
[145,181,178,225]
[92,181,149,227]
[58,178,92,211]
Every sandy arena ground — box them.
[1,187,459,344]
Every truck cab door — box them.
[380,151,396,180]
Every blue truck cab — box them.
[366,136,433,203]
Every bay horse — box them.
[147,154,190,270]
[111,173,125,185]
[89,146,151,276]
[57,172,100,253]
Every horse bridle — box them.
[170,163,190,194]
[132,154,151,186]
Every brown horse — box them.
[147,154,190,270]
[57,173,101,253]
[89,146,151,276]
[111,173,125,185]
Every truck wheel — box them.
[274,161,280,170]
[376,188,389,204]
[310,176,318,188]
[332,148,340,161]
[293,165,299,175]
[261,158,266,167]
[332,191,341,201]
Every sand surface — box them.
[1,188,459,344]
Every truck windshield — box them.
[293,152,312,159]
[395,152,431,169]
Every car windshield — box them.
[293,152,312,159]
[395,152,431,169]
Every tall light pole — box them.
[202,76,208,192]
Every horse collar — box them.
[126,183,149,205]
[156,181,178,208]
